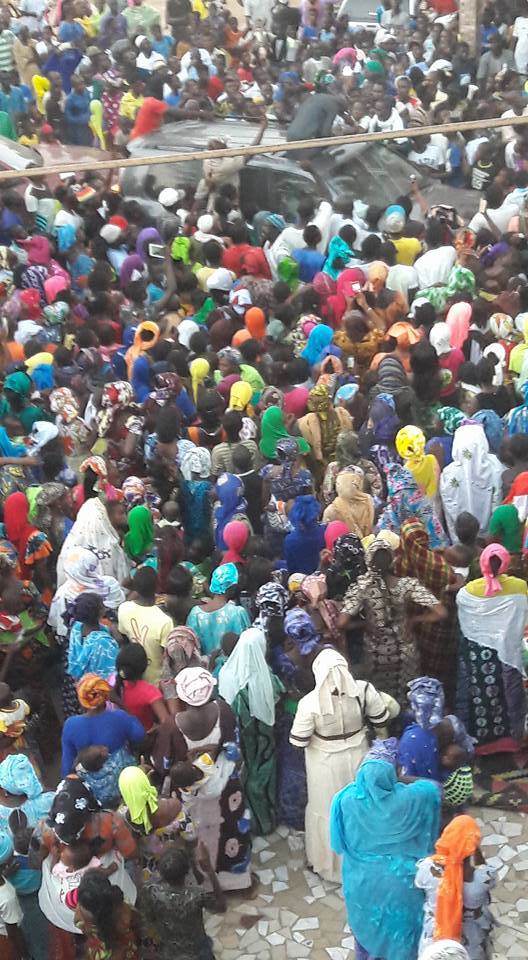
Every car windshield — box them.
[310,144,427,205]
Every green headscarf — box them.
[259,405,310,460]
[171,236,191,264]
[365,59,385,75]
[124,505,154,560]
[240,363,266,398]
[4,371,32,397]
[277,256,299,291]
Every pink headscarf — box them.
[446,302,472,351]
[222,520,250,564]
[479,542,510,596]
[44,275,69,305]
[324,520,349,553]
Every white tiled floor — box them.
[206,806,528,960]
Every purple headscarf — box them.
[120,254,147,290]
[136,227,162,264]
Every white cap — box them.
[428,59,453,73]
[158,187,183,208]
[197,214,214,233]
[207,268,234,292]
[99,223,122,243]
[135,34,147,48]
[177,319,200,349]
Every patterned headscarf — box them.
[326,533,366,598]
[122,476,145,507]
[175,667,217,706]
[49,387,80,424]
[308,384,341,461]
[47,776,100,844]
[76,674,112,710]
[408,676,445,730]
[255,581,289,628]
[96,381,135,437]
[364,737,399,765]
[164,626,201,663]
[209,561,239,595]
[284,608,320,654]
[437,407,465,436]
[180,447,212,482]
[35,482,67,532]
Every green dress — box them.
[232,674,284,836]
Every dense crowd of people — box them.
[0,1,528,960]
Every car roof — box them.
[127,118,289,155]
[0,135,43,171]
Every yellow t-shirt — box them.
[117,601,173,684]
[119,92,144,121]
[392,236,422,267]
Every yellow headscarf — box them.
[190,357,210,402]
[89,100,106,150]
[229,380,253,412]
[118,766,159,833]
[509,316,528,375]
[396,425,439,498]
[32,75,50,114]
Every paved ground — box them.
[205,806,528,960]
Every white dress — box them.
[415,857,495,960]
[290,679,389,882]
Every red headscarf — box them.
[4,492,41,577]
[19,288,41,319]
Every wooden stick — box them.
[2,113,527,181]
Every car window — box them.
[134,160,202,200]
[268,170,316,220]
[312,146,427,207]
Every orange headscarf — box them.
[245,306,266,340]
[125,321,160,379]
[76,674,112,710]
[432,814,481,942]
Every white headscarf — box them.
[439,423,504,541]
[218,627,276,726]
[312,648,359,715]
[429,322,451,356]
[56,498,131,587]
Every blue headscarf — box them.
[330,759,440,960]
[112,325,137,379]
[131,354,152,403]
[56,223,76,254]
[214,473,247,550]
[31,363,55,392]
[472,409,504,453]
[289,494,320,529]
[301,324,334,367]
[0,753,43,800]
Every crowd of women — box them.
[5,6,528,960]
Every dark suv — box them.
[123,118,478,225]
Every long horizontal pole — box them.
[0,112,525,181]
